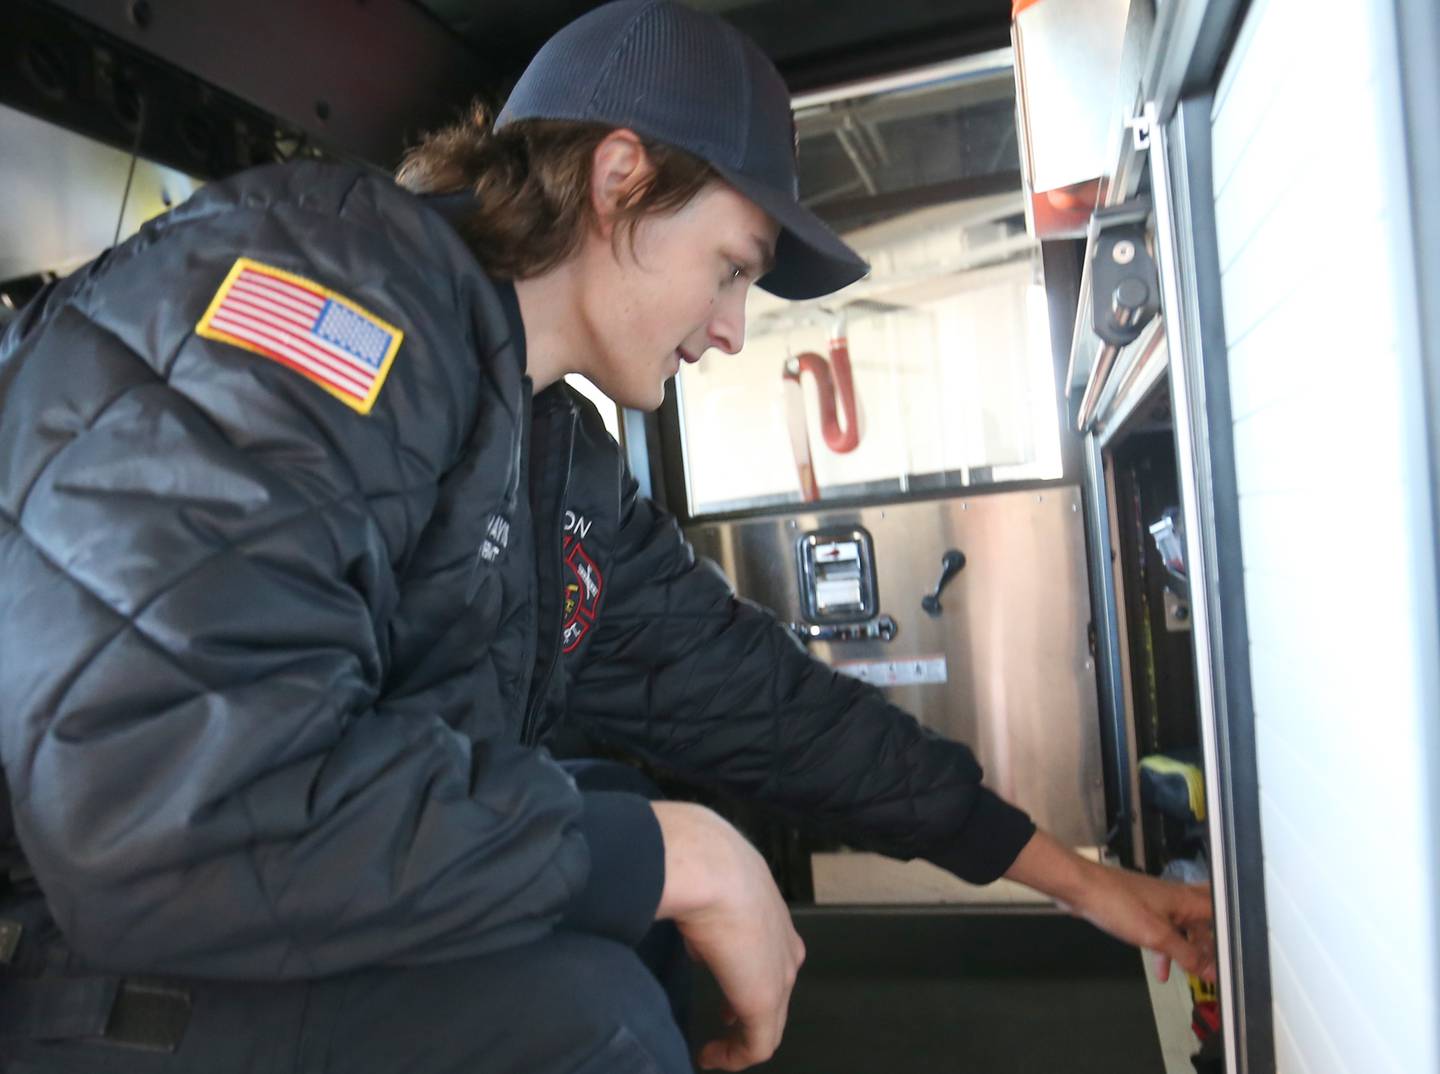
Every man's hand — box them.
[1005,830,1217,984]
[652,802,805,1071]
[1071,866,1216,984]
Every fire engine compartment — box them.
[0,2,1283,1072]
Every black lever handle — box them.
[921,549,966,617]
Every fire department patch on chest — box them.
[562,535,604,653]
[196,257,403,415]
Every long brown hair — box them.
[395,103,717,279]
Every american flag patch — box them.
[196,258,403,415]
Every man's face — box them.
[577,181,779,411]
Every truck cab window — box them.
[677,58,1064,517]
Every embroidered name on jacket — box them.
[562,535,604,653]
[196,257,403,415]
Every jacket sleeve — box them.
[567,470,1036,885]
[0,167,661,979]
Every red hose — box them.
[782,330,860,454]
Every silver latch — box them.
[1126,101,1158,152]
[788,614,898,644]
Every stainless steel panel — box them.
[685,485,1105,849]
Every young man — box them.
[0,2,1213,1071]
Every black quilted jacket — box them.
[0,162,1034,980]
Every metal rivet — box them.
[1112,239,1136,265]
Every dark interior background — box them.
[3,0,1012,181]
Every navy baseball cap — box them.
[496,0,869,300]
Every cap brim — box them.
[713,166,870,300]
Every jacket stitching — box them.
[10,364,147,527]
[2,512,368,976]
[237,794,320,979]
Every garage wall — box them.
[1210,0,1440,1071]
[0,103,198,281]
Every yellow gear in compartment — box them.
[1189,972,1218,1005]
[1139,754,1207,822]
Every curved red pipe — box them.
[782,331,860,454]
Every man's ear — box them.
[589,129,655,238]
